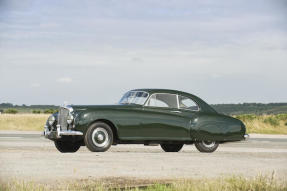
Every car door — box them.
[139,93,191,141]
[177,95,201,140]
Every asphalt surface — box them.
[0,131,286,183]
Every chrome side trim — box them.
[170,110,181,113]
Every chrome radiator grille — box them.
[58,107,69,130]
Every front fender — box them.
[74,110,118,136]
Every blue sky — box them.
[0,0,286,105]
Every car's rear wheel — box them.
[54,140,81,153]
[161,144,183,152]
[84,122,113,152]
[195,141,219,153]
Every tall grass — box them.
[235,114,287,134]
[141,175,287,191]
[0,114,286,134]
[0,175,286,191]
[0,181,47,191]
[0,114,49,131]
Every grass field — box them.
[235,114,287,134]
[0,114,49,131]
[0,175,286,191]
[0,114,286,134]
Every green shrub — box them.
[263,117,279,126]
[32,110,41,114]
[275,114,287,121]
[44,109,56,114]
[235,114,256,121]
[285,122,287,126]
[4,108,18,114]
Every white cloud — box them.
[0,0,286,105]
[57,77,72,83]
[30,83,40,88]
[211,74,222,79]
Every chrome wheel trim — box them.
[92,127,109,147]
[202,141,216,148]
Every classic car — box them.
[44,89,249,153]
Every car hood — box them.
[71,104,142,112]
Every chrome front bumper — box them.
[244,134,249,140]
[43,125,83,139]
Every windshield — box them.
[119,91,149,105]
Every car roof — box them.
[131,88,217,113]
[132,88,187,95]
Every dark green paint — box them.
[64,89,246,142]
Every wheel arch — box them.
[88,119,119,143]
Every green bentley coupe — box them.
[44,89,248,153]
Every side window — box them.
[147,94,178,108]
[178,95,199,111]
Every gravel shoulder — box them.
[0,131,286,183]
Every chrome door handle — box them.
[171,110,181,113]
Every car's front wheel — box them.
[54,140,81,153]
[84,122,113,152]
[161,144,183,152]
[195,141,219,153]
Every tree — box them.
[4,108,18,114]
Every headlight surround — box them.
[67,114,74,124]
[48,115,55,126]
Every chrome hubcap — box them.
[202,141,216,148]
[92,127,109,147]
[97,134,104,142]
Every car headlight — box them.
[67,114,74,124]
[48,115,55,126]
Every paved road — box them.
[0,131,286,183]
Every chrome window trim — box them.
[178,95,201,112]
[144,93,201,112]
[120,90,149,105]
[176,94,179,109]
[144,93,179,109]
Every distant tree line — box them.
[1,102,287,115]
[211,103,287,115]
[2,108,18,114]
[32,109,58,114]
[1,108,58,114]
[0,103,58,109]
[0,103,58,114]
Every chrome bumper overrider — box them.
[43,125,83,139]
[244,134,249,140]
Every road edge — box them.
[0,130,287,138]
